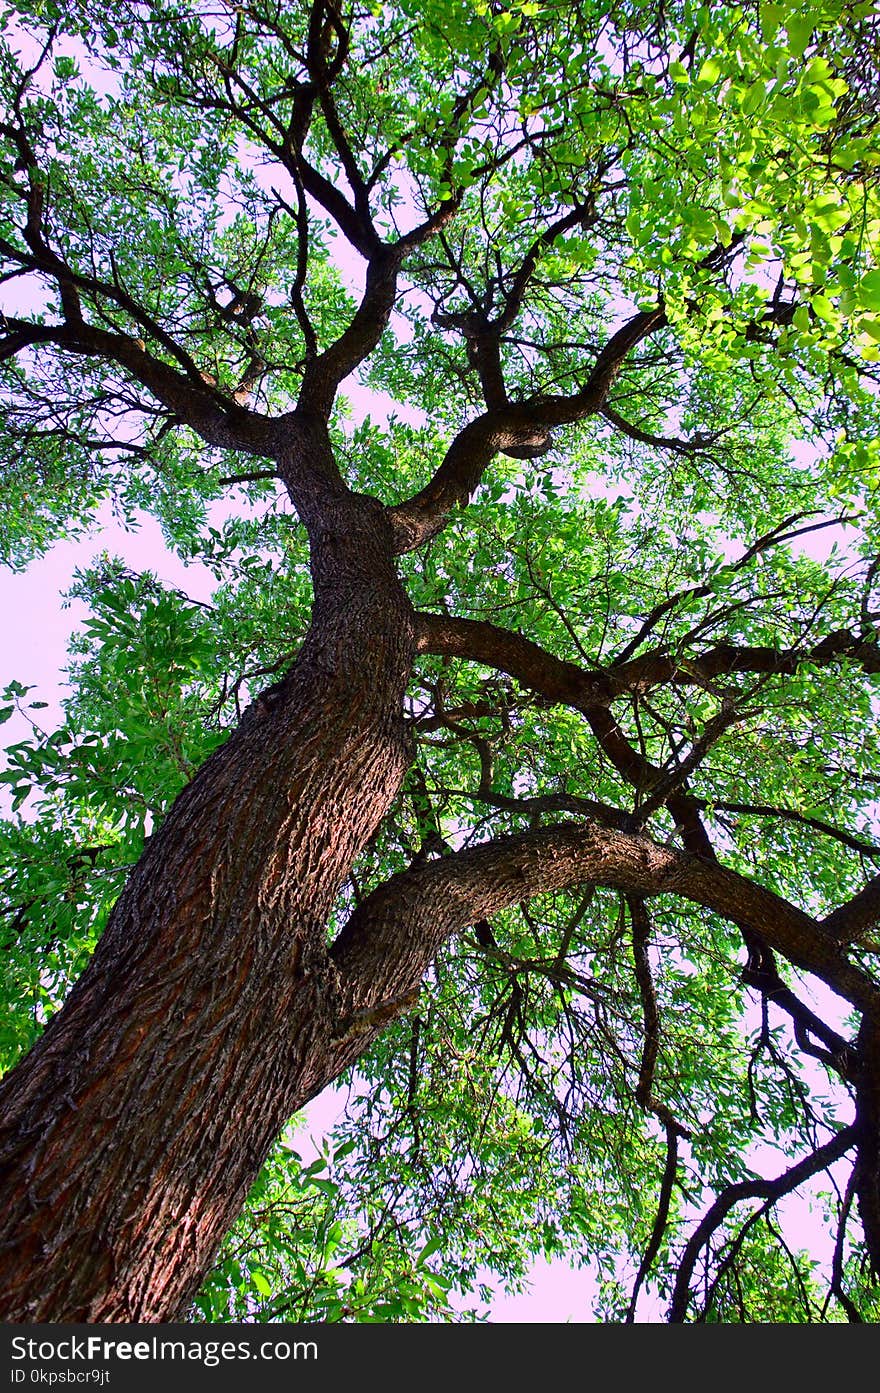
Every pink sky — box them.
[0,503,850,1322]
[0,506,608,1321]
[0,15,857,1321]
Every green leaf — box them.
[786,15,815,57]
[3,0,879,1332]
[695,55,722,88]
[858,270,880,311]
[416,1234,445,1267]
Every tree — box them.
[1,0,880,1324]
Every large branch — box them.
[417,609,609,705]
[298,246,399,415]
[824,874,880,945]
[613,630,880,690]
[297,192,462,417]
[330,821,878,1023]
[415,611,880,870]
[388,413,545,553]
[0,227,222,387]
[416,611,880,706]
[388,307,667,552]
[304,0,371,231]
[0,316,279,456]
[388,235,799,554]
[152,6,379,262]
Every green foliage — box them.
[194,1134,462,1323]
[2,0,880,1322]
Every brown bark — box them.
[331,821,879,1021]
[0,468,879,1316]
[2,449,878,1317]
[0,479,416,1322]
[2,0,876,1325]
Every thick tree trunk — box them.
[0,484,417,1322]
[3,437,878,1321]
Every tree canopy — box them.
[1,0,880,1323]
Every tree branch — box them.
[667,1125,860,1322]
[330,820,879,1027]
[416,611,880,708]
[0,315,279,455]
[389,307,668,551]
[823,874,880,946]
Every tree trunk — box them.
[0,483,417,1322]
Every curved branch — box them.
[597,509,854,669]
[601,404,721,455]
[330,820,879,1024]
[0,315,279,455]
[389,307,667,552]
[854,1017,880,1271]
[298,246,400,415]
[416,611,880,707]
[524,306,668,428]
[434,200,601,411]
[388,411,555,553]
[416,609,608,705]
[828,1167,862,1321]
[667,1125,860,1322]
[823,874,880,946]
[614,630,880,692]
[416,611,880,882]
[626,1123,680,1323]
[625,896,688,1322]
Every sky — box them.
[0,493,853,1324]
[0,502,611,1322]
[0,9,866,1326]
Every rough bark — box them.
[2,451,879,1317]
[1,471,879,1316]
[331,821,880,1021]
[1,0,877,1327]
[0,475,416,1322]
